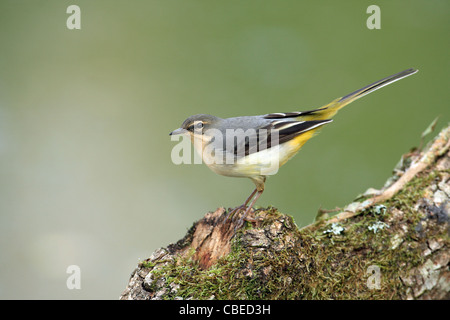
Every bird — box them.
[170,68,418,227]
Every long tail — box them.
[306,68,418,120]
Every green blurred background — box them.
[0,0,448,299]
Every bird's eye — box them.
[194,121,203,129]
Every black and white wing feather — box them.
[226,118,332,158]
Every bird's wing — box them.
[218,118,332,158]
[270,119,332,145]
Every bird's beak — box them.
[169,128,187,136]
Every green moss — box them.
[146,236,252,299]
[140,260,155,269]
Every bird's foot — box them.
[225,205,246,222]
[234,206,263,231]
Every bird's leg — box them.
[236,189,263,228]
[225,188,257,222]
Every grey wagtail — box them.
[170,68,418,226]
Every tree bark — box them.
[121,124,450,300]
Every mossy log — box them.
[121,124,450,300]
